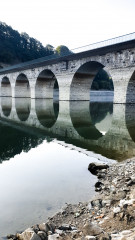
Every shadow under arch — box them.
[15,73,30,98]
[70,61,104,101]
[70,101,113,140]
[35,98,59,128]
[1,97,12,117]
[126,70,135,103]
[15,98,31,121]
[1,76,12,97]
[35,69,59,100]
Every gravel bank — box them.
[7,158,135,240]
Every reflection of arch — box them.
[70,61,104,101]
[15,98,31,121]
[35,69,59,99]
[1,97,12,117]
[35,99,59,128]
[70,101,113,140]
[126,70,135,103]
[1,77,12,97]
[90,102,113,135]
[70,101,103,140]
[126,104,135,142]
[15,73,30,98]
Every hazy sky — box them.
[0,0,135,49]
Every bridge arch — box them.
[1,76,12,97]
[70,61,114,101]
[15,73,30,98]
[35,69,59,99]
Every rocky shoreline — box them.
[7,158,135,240]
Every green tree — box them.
[55,45,71,56]
[91,69,114,90]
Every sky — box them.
[0,0,135,49]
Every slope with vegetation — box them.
[0,22,54,65]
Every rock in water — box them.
[88,162,109,175]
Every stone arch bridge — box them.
[0,33,135,103]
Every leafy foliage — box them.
[55,45,71,56]
[0,22,54,65]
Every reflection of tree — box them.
[54,102,59,119]
[90,102,113,125]
[0,124,44,163]
[126,104,135,143]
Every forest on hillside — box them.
[0,22,73,66]
[0,22,54,65]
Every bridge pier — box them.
[57,74,73,101]
[109,67,135,104]
[29,80,36,99]
[11,82,15,98]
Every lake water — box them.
[1,91,135,238]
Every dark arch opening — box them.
[1,77,12,97]
[70,61,114,102]
[15,73,30,98]
[15,98,31,121]
[90,68,114,102]
[126,71,135,103]
[1,97,12,117]
[35,69,59,100]
[35,99,59,128]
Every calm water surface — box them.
[0,94,135,238]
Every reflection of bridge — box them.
[0,34,135,103]
[0,97,135,161]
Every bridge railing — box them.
[71,32,135,53]
[0,53,66,73]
